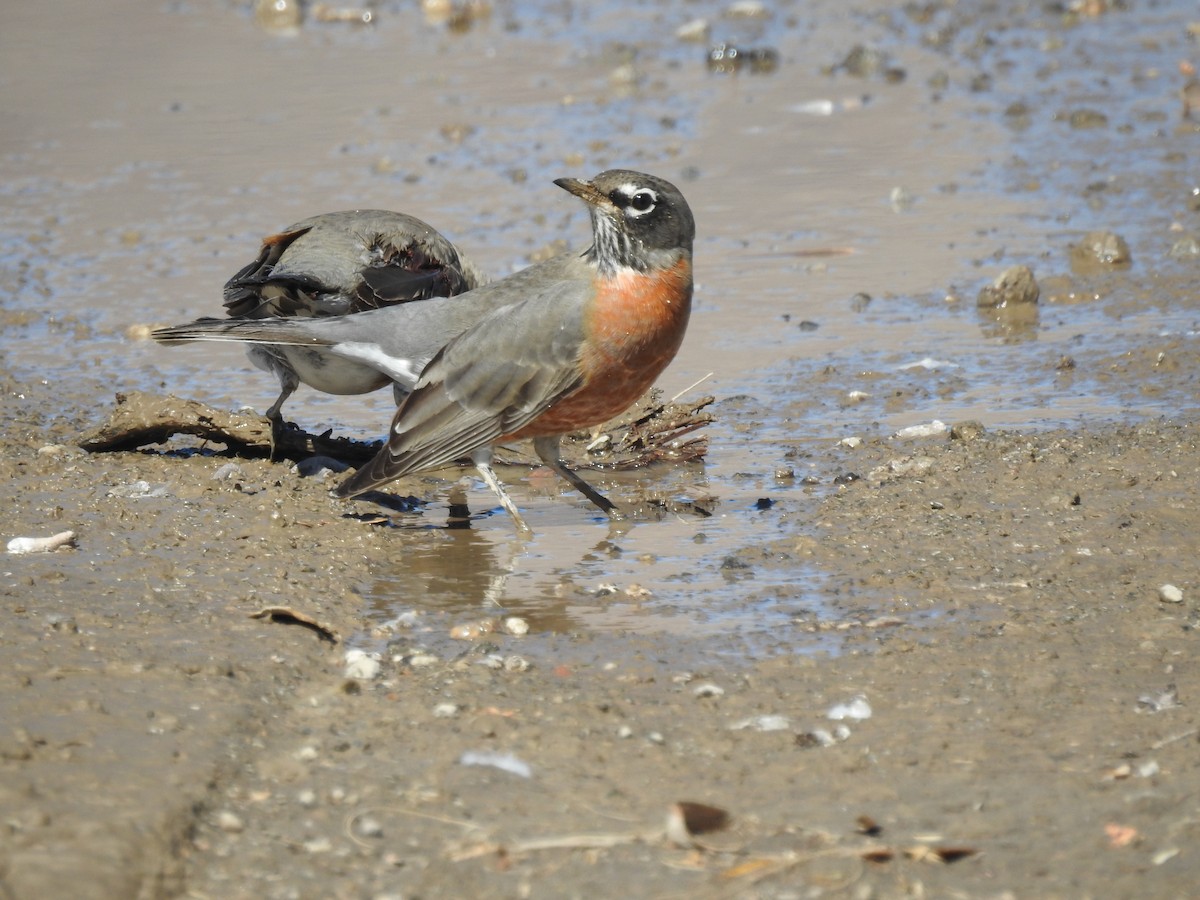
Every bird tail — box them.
[151,317,328,347]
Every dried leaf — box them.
[1105,823,1138,848]
[860,847,895,863]
[665,801,730,847]
[250,606,339,643]
[904,844,979,864]
[855,814,882,836]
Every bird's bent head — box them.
[555,170,695,275]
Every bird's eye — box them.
[629,190,656,212]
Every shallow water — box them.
[3,0,1198,646]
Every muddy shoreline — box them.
[4,0,1200,897]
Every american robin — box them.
[153,170,695,530]
[188,209,485,424]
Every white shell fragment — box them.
[7,530,77,554]
[343,649,382,680]
[827,696,873,721]
[458,750,532,779]
[898,357,959,371]
[893,420,948,440]
[728,714,791,732]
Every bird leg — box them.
[471,447,532,533]
[533,435,620,517]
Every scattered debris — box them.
[459,750,533,779]
[827,696,872,721]
[1136,684,1180,713]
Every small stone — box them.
[648,731,666,744]
[1158,584,1184,604]
[693,683,725,698]
[408,653,439,668]
[502,616,530,636]
[355,815,385,839]
[1168,236,1200,259]
[344,649,382,680]
[215,810,244,833]
[303,836,332,854]
[950,421,986,442]
[617,725,634,739]
[296,745,319,761]
[1070,231,1132,270]
[676,17,710,42]
[433,703,460,718]
[827,696,873,721]
[977,265,1039,308]
[296,789,318,808]
[503,655,530,673]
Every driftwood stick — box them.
[79,390,714,470]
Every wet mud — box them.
[3,1,1200,897]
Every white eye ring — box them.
[626,188,658,216]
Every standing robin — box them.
[217,209,485,425]
[153,170,695,530]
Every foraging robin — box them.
[153,170,695,530]
[217,209,485,423]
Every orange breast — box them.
[507,257,692,439]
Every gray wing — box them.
[223,210,484,318]
[334,282,589,497]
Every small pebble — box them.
[355,815,385,839]
[408,653,440,668]
[647,731,666,744]
[693,683,725,698]
[215,810,245,833]
[827,696,873,721]
[676,17,709,42]
[795,728,838,748]
[296,745,320,762]
[503,616,530,636]
[344,649,382,680]
[297,789,318,808]
[617,725,634,739]
[977,265,1039,308]
[303,837,332,854]
[1158,584,1184,603]
[433,703,460,718]
[503,655,530,673]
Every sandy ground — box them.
[3,0,1200,898]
